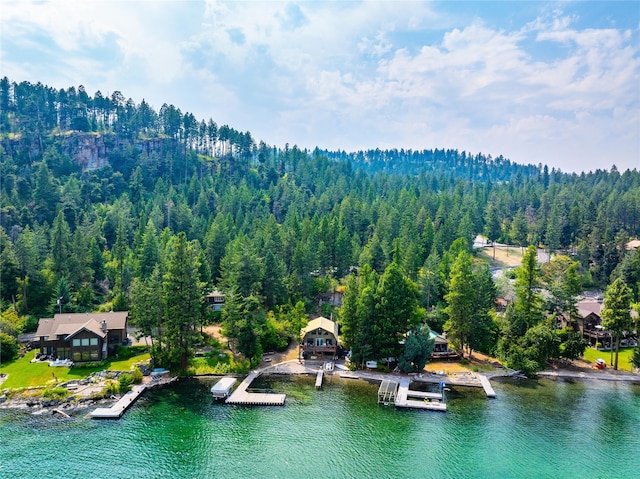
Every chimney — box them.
[101,319,107,333]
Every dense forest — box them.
[1,78,639,373]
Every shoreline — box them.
[2,358,638,416]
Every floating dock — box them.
[413,372,497,398]
[91,385,147,419]
[395,377,447,412]
[315,370,324,389]
[479,375,496,398]
[225,372,286,406]
[378,377,446,412]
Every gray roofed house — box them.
[35,311,129,362]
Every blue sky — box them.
[2,1,639,173]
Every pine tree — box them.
[601,278,633,370]
[163,232,203,369]
[374,261,421,360]
[444,251,474,357]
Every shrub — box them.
[114,345,148,360]
[72,360,108,369]
[632,347,640,370]
[103,380,119,397]
[0,332,18,362]
[131,367,143,384]
[42,386,70,400]
[118,373,133,393]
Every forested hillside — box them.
[1,78,639,372]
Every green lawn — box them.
[0,350,150,389]
[582,347,635,371]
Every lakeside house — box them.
[35,311,129,362]
[566,299,638,348]
[430,330,455,358]
[300,316,339,359]
[205,290,225,312]
[574,299,611,348]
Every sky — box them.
[1,1,639,173]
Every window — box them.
[81,338,90,346]
[90,351,99,360]
[73,352,81,361]
[72,339,81,347]
[90,338,98,346]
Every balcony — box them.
[301,345,337,354]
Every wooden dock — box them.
[91,384,147,419]
[378,377,447,412]
[225,372,286,406]
[479,375,496,398]
[395,377,447,411]
[315,370,324,389]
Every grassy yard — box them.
[187,353,250,375]
[0,350,150,389]
[582,347,636,372]
[476,245,525,268]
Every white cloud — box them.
[1,1,638,172]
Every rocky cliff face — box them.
[2,132,182,171]
[62,133,109,170]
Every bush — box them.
[114,345,148,360]
[632,347,640,370]
[72,360,107,369]
[0,332,18,362]
[103,380,119,397]
[42,386,70,400]
[118,373,133,393]
[131,367,144,384]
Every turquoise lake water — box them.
[2,376,639,479]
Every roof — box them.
[626,239,640,250]
[65,319,108,340]
[577,300,604,320]
[429,330,449,345]
[36,311,128,339]
[211,377,237,393]
[301,316,338,337]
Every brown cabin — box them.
[300,316,339,359]
[35,311,128,362]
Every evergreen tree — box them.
[0,227,19,304]
[398,323,435,373]
[129,266,163,349]
[33,160,59,224]
[373,261,422,360]
[469,263,498,355]
[444,251,475,357]
[220,237,264,298]
[514,245,544,331]
[163,232,203,369]
[543,255,581,324]
[601,278,633,370]
[49,211,71,278]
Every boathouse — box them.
[300,316,339,359]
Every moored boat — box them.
[211,377,237,399]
